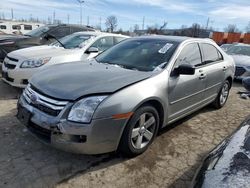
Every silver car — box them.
[226,44,250,79]
[17,36,235,156]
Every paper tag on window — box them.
[158,43,173,54]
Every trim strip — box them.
[170,82,221,105]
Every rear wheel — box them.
[119,105,159,157]
[212,80,230,109]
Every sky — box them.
[0,0,250,31]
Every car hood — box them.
[8,45,79,59]
[231,55,250,67]
[30,61,154,100]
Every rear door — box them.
[168,42,206,120]
[199,43,226,101]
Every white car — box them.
[1,32,129,88]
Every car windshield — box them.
[95,38,179,72]
[51,34,95,49]
[227,45,250,56]
[25,26,50,37]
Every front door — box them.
[168,43,205,121]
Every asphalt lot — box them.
[0,76,249,188]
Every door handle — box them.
[199,73,206,80]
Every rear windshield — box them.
[26,26,50,37]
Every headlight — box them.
[20,57,51,68]
[68,96,107,123]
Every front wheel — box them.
[119,105,159,157]
[212,80,230,109]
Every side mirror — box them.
[43,33,54,40]
[175,64,195,75]
[86,47,99,54]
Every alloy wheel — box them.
[220,82,229,105]
[131,112,156,149]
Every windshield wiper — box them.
[44,33,66,48]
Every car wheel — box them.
[212,80,230,109]
[119,105,159,157]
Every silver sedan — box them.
[17,36,235,156]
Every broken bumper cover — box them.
[17,95,127,154]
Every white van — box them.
[0,20,44,34]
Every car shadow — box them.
[159,105,214,136]
[168,162,202,188]
[0,79,23,100]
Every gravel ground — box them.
[0,77,249,188]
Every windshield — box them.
[51,33,95,49]
[95,38,179,71]
[227,45,250,56]
[26,26,50,37]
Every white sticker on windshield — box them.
[158,43,173,54]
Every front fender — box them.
[93,71,169,123]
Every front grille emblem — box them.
[30,93,39,104]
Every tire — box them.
[212,80,230,109]
[119,105,159,157]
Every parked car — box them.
[2,32,128,88]
[0,24,95,63]
[226,44,250,79]
[17,36,235,156]
[220,43,234,52]
[191,116,250,188]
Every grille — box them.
[23,84,68,117]
[3,61,16,69]
[27,121,51,143]
[235,66,246,77]
[3,55,18,69]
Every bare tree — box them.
[105,15,118,32]
[224,24,239,33]
[133,24,139,32]
[246,21,250,33]
[190,23,201,37]
[146,21,168,34]
[159,21,167,31]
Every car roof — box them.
[128,35,216,45]
[136,35,190,42]
[72,31,129,37]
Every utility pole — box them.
[206,17,210,30]
[67,14,70,24]
[11,8,13,20]
[142,16,145,30]
[87,16,89,26]
[53,11,55,24]
[77,0,84,25]
[99,17,102,31]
